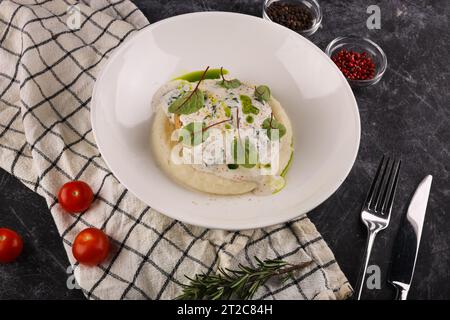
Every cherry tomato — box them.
[0,228,24,263]
[58,181,94,213]
[72,228,110,266]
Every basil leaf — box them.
[255,85,271,102]
[262,117,286,140]
[239,95,259,115]
[168,90,205,115]
[179,122,209,146]
[217,78,241,89]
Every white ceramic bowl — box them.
[91,12,360,230]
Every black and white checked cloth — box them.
[0,0,353,299]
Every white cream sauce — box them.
[158,79,287,194]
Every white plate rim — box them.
[91,11,361,230]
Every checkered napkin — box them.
[0,0,353,300]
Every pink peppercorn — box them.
[332,49,376,81]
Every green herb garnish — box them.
[262,113,286,140]
[239,95,259,115]
[245,115,254,123]
[220,79,241,89]
[179,122,209,146]
[168,66,209,114]
[204,118,233,131]
[180,117,233,146]
[177,257,313,300]
[217,67,241,89]
[255,85,271,102]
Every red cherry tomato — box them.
[0,228,24,263]
[58,181,94,213]
[72,228,110,266]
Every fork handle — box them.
[355,228,379,300]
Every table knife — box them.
[389,175,432,300]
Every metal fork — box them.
[355,156,401,300]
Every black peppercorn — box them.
[267,1,314,33]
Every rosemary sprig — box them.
[177,258,313,300]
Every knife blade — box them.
[389,175,432,300]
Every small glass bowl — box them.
[325,36,387,88]
[262,0,322,37]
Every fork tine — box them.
[381,160,401,214]
[376,158,399,212]
[366,155,387,209]
[374,157,396,212]
[372,157,392,211]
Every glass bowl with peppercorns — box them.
[263,0,322,37]
[325,36,387,88]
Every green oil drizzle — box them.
[281,147,294,178]
[175,68,228,82]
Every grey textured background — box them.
[0,0,449,300]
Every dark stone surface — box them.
[0,0,448,300]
